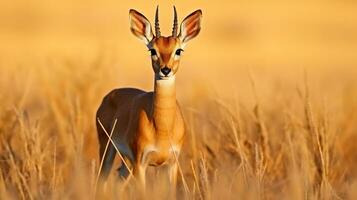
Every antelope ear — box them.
[179,10,202,44]
[129,9,154,45]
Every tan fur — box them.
[96,8,202,191]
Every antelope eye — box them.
[175,49,183,56]
[149,49,157,56]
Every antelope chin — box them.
[156,73,175,80]
[159,76,172,80]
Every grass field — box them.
[0,1,357,199]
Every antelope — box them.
[96,6,202,190]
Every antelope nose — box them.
[161,67,171,76]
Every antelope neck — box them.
[152,76,177,133]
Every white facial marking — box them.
[152,55,158,61]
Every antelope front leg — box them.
[167,163,178,197]
[133,163,147,192]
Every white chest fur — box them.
[141,144,181,165]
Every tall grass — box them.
[1,1,357,199]
[0,57,356,199]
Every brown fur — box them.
[96,8,202,191]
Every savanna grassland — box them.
[0,1,357,199]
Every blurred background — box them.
[0,0,357,199]
[1,0,356,106]
[1,0,357,70]
[1,0,356,105]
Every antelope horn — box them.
[155,6,161,37]
[172,6,178,37]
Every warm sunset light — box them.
[0,1,356,199]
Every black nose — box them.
[161,67,171,76]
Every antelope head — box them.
[129,6,202,80]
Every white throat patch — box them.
[155,75,176,87]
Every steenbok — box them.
[96,6,202,191]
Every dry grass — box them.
[1,1,357,199]
[1,58,356,200]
